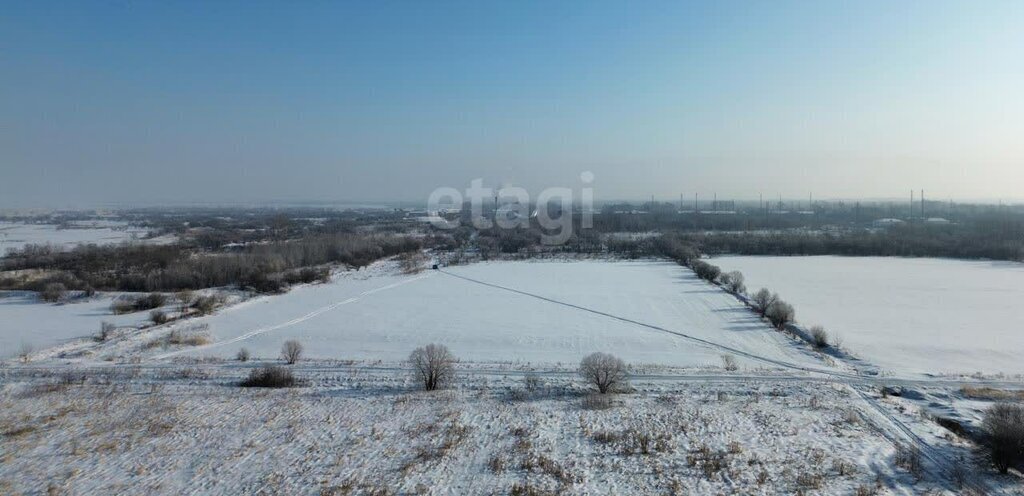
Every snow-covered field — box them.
[0,220,163,254]
[0,366,928,495]
[0,292,159,357]
[2,258,1022,494]
[139,260,822,371]
[713,256,1024,377]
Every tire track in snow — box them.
[438,269,861,380]
[440,269,991,493]
[152,274,433,360]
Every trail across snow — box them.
[147,260,825,370]
[152,274,433,359]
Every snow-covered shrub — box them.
[236,348,250,362]
[409,343,456,391]
[690,260,722,282]
[981,402,1024,474]
[809,325,829,349]
[281,340,303,365]
[40,282,67,302]
[719,271,745,294]
[751,288,778,317]
[150,310,169,325]
[765,300,795,329]
[720,354,738,371]
[579,352,628,394]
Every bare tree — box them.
[766,300,795,330]
[751,288,778,317]
[281,340,303,364]
[409,343,457,391]
[579,352,628,394]
[97,321,116,342]
[722,271,745,294]
[981,403,1024,474]
[236,347,251,362]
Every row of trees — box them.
[1,234,421,293]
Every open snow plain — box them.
[713,256,1024,377]
[2,258,1021,494]
[145,260,822,370]
[0,292,160,355]
[0,221,155,254]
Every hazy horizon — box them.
[3,1,1023,208]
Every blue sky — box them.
[2,1,1022,206]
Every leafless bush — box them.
[409,343,456,391]
[398,251,428,274]
[766,300,795,329]
[809,325,829,349]
[751,288,778,317]
[688,444,726,479]
[854,484,879,496]
[40,282,67,302]
[150,310,169,325]
[97,321,116,342]
[487,454,507,473]
[236,348,251,362]
[581,393,614,410]
[619,426,673,455]
[523,373,543,392]
[191,295,224,315]
[111,292,167,314]
[720,354,738,371]
[981,402,1024,474]
[17,342,33,362]
[281,340,303,364]
[795,471,824,490]
[579,352,628,394]
[894,443,923,478]
[509,482,557,496]
[166,327,211,347]
[239,365,296,388]
[176,290,194,312]
[720,271,746,294]
[691,260,722,282]
[960,386,1024,401]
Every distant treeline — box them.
[0,234,422,293]
[682,226,1024,262]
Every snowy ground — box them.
[0,292,165,357]
[0,221,168,254]
[119,260,827,372]
[712,256,1024,377]
[2,258,1023,494]
[0,364,955,496]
